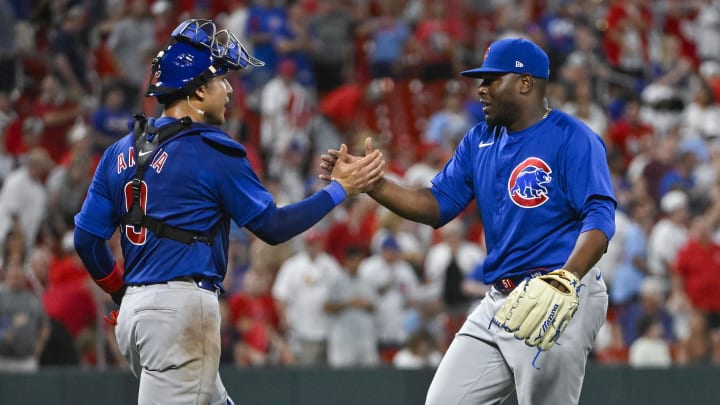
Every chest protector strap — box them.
[120,114,218,245]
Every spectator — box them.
[31,74,85,163]
[608,197,654,306]
[230,268,293,367]
[4,116,43,161]
[272,229,342,366]
[306,0,356,96]
[618,276,676,347]
[563,81,608,137]
[357,1,412,79]
[318,77,394,138]
[538,1,577,81]
[274,2,316,89]
[421,218,485,330]
[422,89,473,154]
[404,143,447,189]
[46,150,94,239]
[392,328,442,369]
[150,0,176,46]
[259,58,313,191]
[639,83,685,139]
[0,147,53,252]
[90,82,134,153]
[411,2,467,82]
[658,149,698,199]
[325,195,377,264]
[370,210,425,271]
[106,0,156,101]
[677,310,715,364]
[41,231,98,365]
[673,214,720,329]
[219,297,243,365]
[640,132,680,204]
[628,314,673,368]
[49,5,92,97]
[606,97,654,171]
[358,235,421,363]
[647,190,689,281]
[681,79,720,142]
[601,0,653,83]
[560,23,611,91]
[0,257,50,372]
[223,0,251,51]
[693,0,720,63]
[244,0,285,92]
[324,245,379,367]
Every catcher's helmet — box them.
[146,19,264,99]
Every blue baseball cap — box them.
[461,38,549,79]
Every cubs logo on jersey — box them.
[507,157,552,208]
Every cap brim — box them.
[460,67,509,78]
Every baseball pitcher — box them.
[321,37,615,405]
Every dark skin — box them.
[321,73,609,282]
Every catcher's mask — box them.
[146,19,264,101]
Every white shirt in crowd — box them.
[358,253,420,344]
[272,250,342,342]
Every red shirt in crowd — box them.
[675,238,720,313]
[602,1,653,69]
[43,255,97,337]
[229,292,280,352]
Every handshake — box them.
[317,137,385,197]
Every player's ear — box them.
[518,74,533,95]
[193,84,208,101]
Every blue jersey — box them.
[430,110,616,284]
[75,117,274,286]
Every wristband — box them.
[324,180,347,206]
[95,262,124,294]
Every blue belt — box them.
[193,278,220,293]
[173,276,220,294]
[493,269,548,293]
[131,277,221,294]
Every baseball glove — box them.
[493,269,580,351]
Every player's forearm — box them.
[74,227,124,295]
[249,181,345,245]
[368,177,441,227]
[562,229,609,279]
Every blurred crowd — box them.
[1,0,720,372]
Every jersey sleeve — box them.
[561,129,617,212]
[429,131,477,227]
[74,148,121,239]
[561,128,617,240]
[210,150,275,228]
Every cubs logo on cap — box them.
[461,37,550,79]
[508,157,552,208]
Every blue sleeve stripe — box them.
[325,181,347,205]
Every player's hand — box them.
[492,269,580,351]
[326,138,384,196]
[104,309,120,326]
[319,137,375,182]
